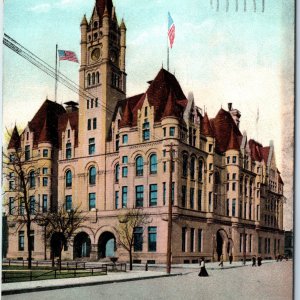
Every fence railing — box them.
[2,265,107,283]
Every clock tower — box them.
[78,0,126,156]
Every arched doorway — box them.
[73,232,91,259]
[98,232,116,259]
[216,231,223,261]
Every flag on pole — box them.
[58,50,79,63]
[168,12,175,48]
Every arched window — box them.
[87,74,91,86]
[115,164,119,183]
[66,170,72,188]
[29,171,35,188]
[89,166,96,185]
[198,159,203,181]
[182,153,188,177]
[149,154,157,174]
[136,156,144,176]
[92,73,95,85]
[190,156,195,180]
[96,72,100,84]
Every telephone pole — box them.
[166,143,174,274]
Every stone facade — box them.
[4,0,285,264]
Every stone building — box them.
[4,0,285,263]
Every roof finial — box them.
[162,62,164,69]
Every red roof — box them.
[8,126,20,150]
[260,146,270,163]
[249,139,263,162]
[227,128,240,151]
[201,113,214,137]
[116,68,188,127]
[210,108,242,153]
[278,174,284,185]
[27,100,65,147]
[58,111,79,149]
[96,0,113,19]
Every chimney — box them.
[228,103,241,128]
[64,101,79,113]
[228,103,232,111]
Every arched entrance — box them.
[98,232,116,259]
[216,231,223,261]
[73,232,91,259]
[215,229,230,261]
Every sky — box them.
[2,0,294,229]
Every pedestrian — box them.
[218,255,224,268]
[229,254,233,264]
[252,256,256,267]
[198,257,209,277]
[257,256,262,266]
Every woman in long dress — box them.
[198,258,209,276]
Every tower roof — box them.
[96,0,113,19]
[201,113,214,137]
[119,101,132,128]
[162,90,180,119]
[7,125,20,150]
[226,128,240,151]
[38,118,52,144]
[81,14,88,26]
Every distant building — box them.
[4,0,285,263]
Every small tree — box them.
[36,204,87,270]
[117,208,151,271]
[3,127,39,269]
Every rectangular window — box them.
[149,184,157,206]
[143,121,150,141]
[249,234,252,253]
[148,227,157,252]
[66,195,72,211]
[249,203,252,220]
[163,149,166,157]
[190,228,195,252]
[163,128,166,137]
[198,229,202,252]
[42,194,48,213]
[232,173,236,180]
[190,188,194,209]
[87,100,89,109]
[43,177,48,187]
[89,193,96,210]
[163,162,166,172]
[258,237,262,254]
[115,191,119,209]
[88,119,91,130]
[88,138,95,155]
[19,198,25,215]
[43,149,48,157]
[209,163,213,170]
[209,192,212,211]
[67,129,70,138]
[244,202,247,219]
[135,185,144,207]
[163,182,166,205]
[134,227,143,252]
[264,238,268,254]
[122,134,128,144]
[233,156,237,163]
[122,186,128,208]
[93,118,97,129]
[29,196,35,214]
[170,127,175,136]
[226,199,230,216]
[232,199,236,217]
[95,98,98,107]
[226,183,229,191]
[232,182,236,191]
[182,185,187,208]
[122,156,128,164]
[9,180,14,191]
[227,156,230,164]
[66,143,72,159]
[42,168,48,175]
[25,145,30,161]
[122,166,128,177]
[30,230,35,251]
[240,234,243,253]
[182,227,186,252]
[256,205,260,221]
[198,189,202,211]
[209,144,213,152]
[9,197,14,215]
[18,231,25,251]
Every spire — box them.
[227,127,240,151]
[119,101,132,127]
[120,18,126,30]
[201,113,214,137]
[81,14,88,26]
[103,4,109,18]
[162,90,178,118]
[38,118,51,143]
[8,125,20,150]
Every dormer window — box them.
[143,120,150,141]
[145,107,148,117]
[25,145,30,161]
[94,21,98,28]
[66,143,72,159]
[67,130,70,139]
[26,132,29,140]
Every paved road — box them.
[2,261,292,300]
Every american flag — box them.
[58,50,79,63]
[168,12,175,49]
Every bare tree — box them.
[117,208,151,271]
[36,204,87,270]
[3,127,40,269]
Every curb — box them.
[2,273,182,296]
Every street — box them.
[2,261,292,300]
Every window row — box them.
[226,155,237,164]
[181,186,202,210]
[133,226,157,252]
[182,154,204,181]
[87,98,98,109]
[87,72,100,87]
[10,195,48,215]
[87,118,97,130]
[65,166,97,187]
[18,230,34,251]
[182,228,203,253]
[23,146,50,161]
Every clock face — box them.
[91,48,101,61]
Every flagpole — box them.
[167,14,169,71]
[55,44,58,102]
